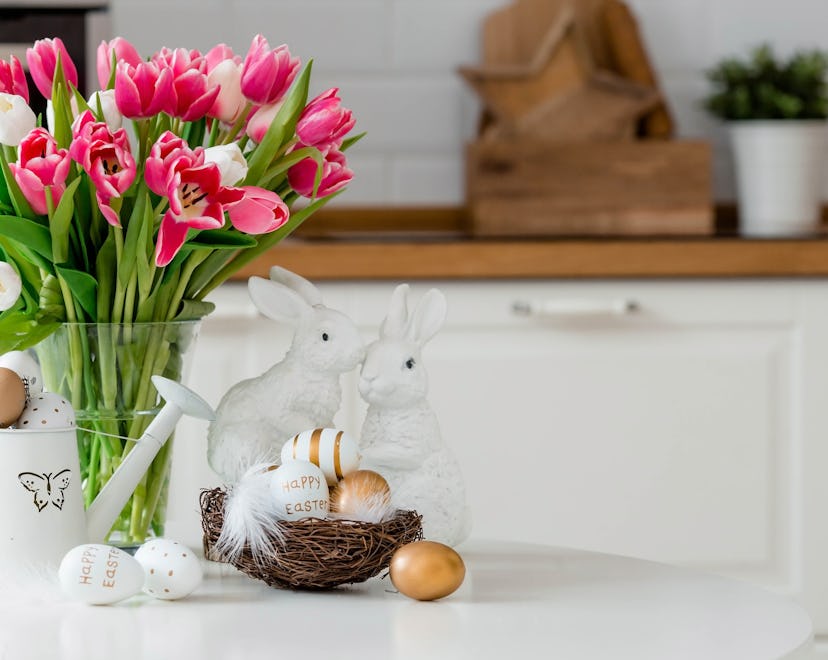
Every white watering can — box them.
[0,375,214,568]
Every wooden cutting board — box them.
[601,0,675,138]
[459,7,589,123]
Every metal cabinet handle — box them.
[512,298,639,317]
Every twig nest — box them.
[201,487,423,590]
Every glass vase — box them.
[34,321,200,545]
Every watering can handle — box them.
[85,378,215,543]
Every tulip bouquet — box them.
[0,34,359,543]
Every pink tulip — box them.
[207,59,246,124]
[296,88,355,151]
[205,44,240,72]
[240,35,300,105]
[144,131,194,193]
[26,38,78,100]
[147,48,218,122]
[97,37,142,89]
[244,101,281,144]
[227,186,289,234]
[170,68,220,121]
[153,164,243,267]
[0,56,29,103]
[8,128,70,215]
[152,47,204,78]
[69,111,136,226]
[288,148,353,199]
[114,60,173,119]
[144,132,243,266]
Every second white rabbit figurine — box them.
[359,284,471,547]
[207,267,365,482]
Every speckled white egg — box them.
[134,538,203,600]
[269,460,330,520]
[16,392,75,429]
[281,427,361,486]
[58,544,145,605]
[0,350,43,394]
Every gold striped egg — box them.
[281,427,361,486]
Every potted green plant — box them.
[705,43,828,237]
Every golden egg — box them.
[330,469,391,517]
[0,367,26,428]
[390,540,466,601]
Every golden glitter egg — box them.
[330,469,391,520]
[390,540,466,601]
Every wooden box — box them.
[465,139,713,236]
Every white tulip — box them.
[0,93,36,147]
[87,90,123,131]
[0,261,21,311]
[204,143,248,186]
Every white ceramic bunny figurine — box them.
[359,284,471,547]
[207,266,365,482]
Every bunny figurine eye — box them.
[322,332,330,341]
[405,357,415,369]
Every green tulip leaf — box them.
[340,131,366,152]
[185,230,258,250]
[0,214,53,261]
[245,61,312,185]
[56,265,98,319]
[173,299,215,322]
[0,159,36,221]
[0,312,60,353]
[49,176,82,264]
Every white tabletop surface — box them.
[0,540,813,660]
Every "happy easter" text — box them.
[285,498,328,515]
[280,475,322,493]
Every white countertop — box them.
[0,540,813,660]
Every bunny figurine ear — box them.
[406,288,447,346]
[380,283,410,339]
[248,276,312,326]
[268,266,323,306]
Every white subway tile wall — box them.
[110,0,828,205]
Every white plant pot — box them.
[730,120,827,237]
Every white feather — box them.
[214,464,287,563]
[330,492,397,524]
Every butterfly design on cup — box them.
[18,470,71,512]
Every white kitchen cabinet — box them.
[167,278,828,643]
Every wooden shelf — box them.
[226,206,828,280]
[231,236,828,280]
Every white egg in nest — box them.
[17,392,76,429]
[0,350,43,394]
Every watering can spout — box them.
[85,376,214,543]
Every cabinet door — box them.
[344,280,828,635]
[347,282,794,571]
